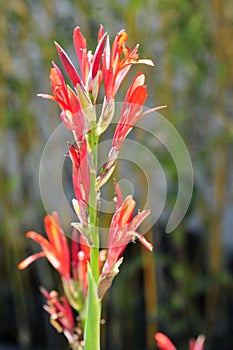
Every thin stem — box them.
[84,121,101,350]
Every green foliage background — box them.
[0,0,233,349]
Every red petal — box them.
[92,32,107,79]
[73,26,89,83]
[130,231,153,251]
[117,195,135,226]
[18,251,45,270]
[128,85,147,106]
[114,181,123,209]
[98,24,105,41]
[55,42,81,86]
[189,335,205,350]
[73,26,87,65]
[155,333,176,350]
[26,231,61,270]
[128,210,150,232]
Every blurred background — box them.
[0,0,233,349]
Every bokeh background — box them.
[1,0,233,349]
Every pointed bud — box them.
[96,147,118,189]
[96,97,115,136]
[76,84,96,121]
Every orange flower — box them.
[38,63,85,141]
[18,211,70,279]
[112,73,166,150]
[56,25,107,102]
[39,287,82,346]
[103,30,154,100]
[155,333,205,350]
[101,183,153,275]
[73,26,107,84]
[155,333,176,350]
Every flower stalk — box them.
[84,121,101,350]
[18,25,159,350]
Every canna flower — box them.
[112,73,166,150]
[155,332,205,350]
[55,25,107,102]
[96,74,166,188]
[98,183,153,298]
[96,30,155,136]
[40,287,83,348]
[155,333,176,350]
[72,25,107,101]
[18,211,70,280]
[38,63,86,141]
[102,30,154,100]
[102,182,153,275]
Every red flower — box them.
[18,211,70,279]
[103,30,154,100]
[112,73,166,150]
[155,333,176,350]
[189,335,205,350]
[40,287,83,346]
[73,26,107,98]
[68,140,90,205]
[38,63,85,141]
[55,25,107,101]
[101,183,153,275]
[155,333,205,350]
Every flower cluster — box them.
[19,25,161,349]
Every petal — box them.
[91,31,107,79]
[51,63,67,97]
[98,24,105,41]
[37,93,55,101]
[26,231,61,270]
[45,211,70,274]
[128,209,150,231]
[129,231,153,251]
[55,41,81,86]
[155,333,176,350]
[136,58,154,66]
[73,26,89,83]
[128,85,147,106]
[73,27,87,62]
[136,105,167,120]
[117,195,136,226]
[18,251,45,270]
[114,181,123,209]
[190,335,205,350]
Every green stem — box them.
[84,121,101,350]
